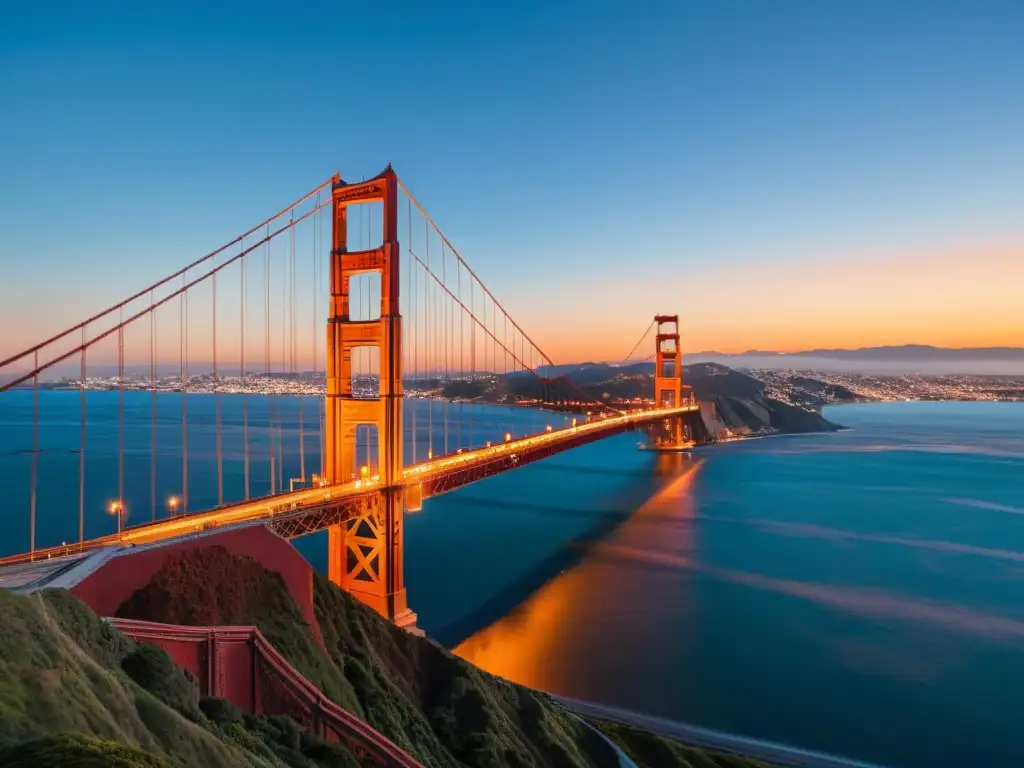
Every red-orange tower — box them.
[651,314,692,449]
[325,166,414,628]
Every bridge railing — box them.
[108,617,423,768]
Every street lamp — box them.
[166,496,180,516]
[108,500,125,534]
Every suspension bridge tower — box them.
[649,314,695,450]
[325,166,415,628]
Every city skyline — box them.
[1,1,1022,363]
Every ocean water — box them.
[2,395,1022,767]
[450,402,1024,768]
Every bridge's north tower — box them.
[325,167,414,628]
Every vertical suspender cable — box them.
[117,307,125,524]
[442,241,448,456]
[150,289,157,519]
[242,240,250,500]
[314,195,324,479]
[79,326,86,545]
[425,217,431,458]
[279,217,287,493]
[439,243,445,446]
[29,350,38,557]
[181,276,189,514]
[266,224,274,495]
[295,209,305,483]
[214,272,223,506]
[458,260,463,449]
[311,195,318,479]
[468,278,473,448]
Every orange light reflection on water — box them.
[452,454,703,693]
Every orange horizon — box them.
[1,242,1020,368]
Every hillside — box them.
[0,546,774,768]
[114,545,619,768]
[456,361,843,436]
[111,545,771,768]
[0,587,363,767]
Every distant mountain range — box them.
[682,345,1024,374]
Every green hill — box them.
[441,361,842,435]
[0,587,363,767]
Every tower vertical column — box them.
[324,166,414,628]
[652,314,688,448]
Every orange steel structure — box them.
[0,167,705,631]
[324,167,413,628]
[650,314,694,450]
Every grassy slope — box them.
[0,587,361,768]
[115,545,622,768]
[593,719,772,768]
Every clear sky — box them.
[1,0,1022,364]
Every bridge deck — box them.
[0,406,698,567]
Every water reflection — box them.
[453,454,702,697]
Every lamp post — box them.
[108,500,125,534]
[166,496,180,517]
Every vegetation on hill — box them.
[112,546,781,766]
[115,545,620,767]
[440,360,843,435]
[592,719,772,768]
[0,586,363,767]
[0,547,780,767]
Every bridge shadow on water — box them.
[431,455,701,648]
[430,504,633,647]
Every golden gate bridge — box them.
[0,166,700,626]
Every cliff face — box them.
[678,363,843,437]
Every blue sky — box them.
[1,0,1022,360]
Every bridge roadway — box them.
[0,405,698,567]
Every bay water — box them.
[1,394,1022,767]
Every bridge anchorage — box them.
[0,163,703,631]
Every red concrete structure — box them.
[70,527,323,647]
[110,617,422,768]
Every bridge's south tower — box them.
[651,314,693,449]
[325,167,414,628]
